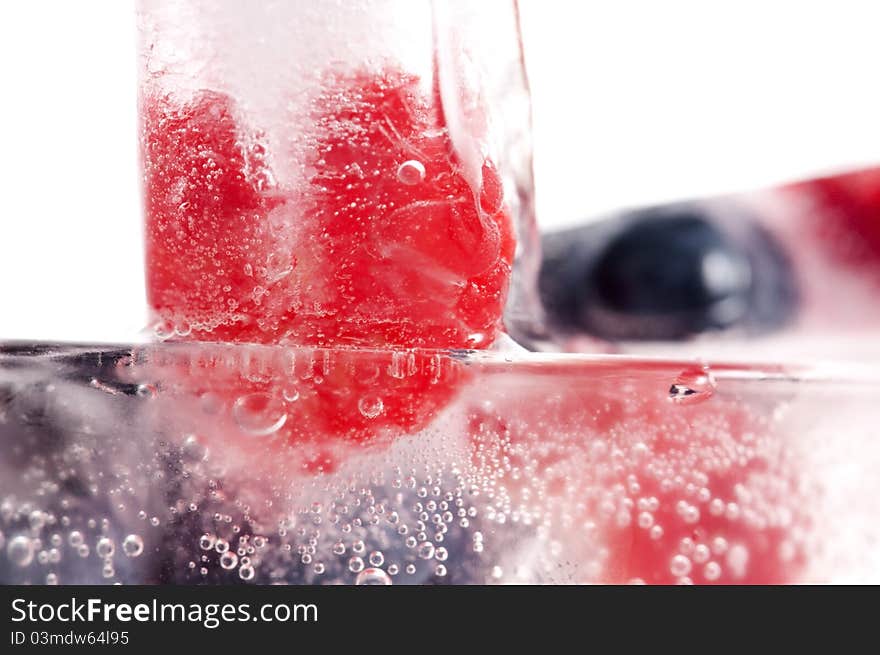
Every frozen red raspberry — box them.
[141,67,514,461]
[143,69,514,349]
[469,363,809,584]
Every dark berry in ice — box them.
[539,204,797,340]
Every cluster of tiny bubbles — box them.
[668,366,717,405]
[0,393,548,586]
[232,392,287,436]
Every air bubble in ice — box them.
[7,535,34,567]
[417,542,435,560]
[182,435,208,462]
[668,366,716,405]
[153,319,174,340]
[396,160,425,185]
[220,552,238,570]
[233,393,287,436]
[239,564,255,581]
[123,535,144,558]
[704,561,722,581]
[670,554,693,577]
[348,556,365,573]
[693,544,710,564]
[174,322,192,337]
[29,510,45,531]
[369,550,384,567]
[358,395,384,419]
[96,537,115,558]
[682,505,700,524]
[136,384,158,399]
[355,567,392,585]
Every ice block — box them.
[2,343,879,584]
[138,0,540,349]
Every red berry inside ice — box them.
[469,363,809,584]
[788,167,880,272]
[141,67,514,458]
[142,69,514,349]
[142,90,284,337]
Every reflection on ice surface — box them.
[1,342,879,584]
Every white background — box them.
[1,0,879,342]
